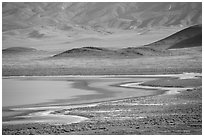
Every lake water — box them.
[3,77,157,108]
[2,78,95,107]
[2,76,159,125]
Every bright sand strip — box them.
[3,104,97,125]
[120,82,193,95]
[3,111,89,125]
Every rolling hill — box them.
[53,24,202,58]
[52,46,168,58]
[52,47,142,58]
[2,47,37,54]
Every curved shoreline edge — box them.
[2,72,201,125]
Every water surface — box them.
[2,76,159,125]
[2,79,95,107]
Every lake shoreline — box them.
[3,76,163,125]
[2,72,202,134]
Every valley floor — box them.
[2,53,202,76]
[2,47,202,135]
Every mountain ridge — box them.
[3,2,202,31]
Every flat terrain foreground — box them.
[2,76,202,135]
[2,53,202,76]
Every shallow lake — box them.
[2,78,96,107]
[2,76,160,125]
[3,77,158,108]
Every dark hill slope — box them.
[3,47,37,54]
[53,46,168,58]
[145,25,202,50]
[53,25,202,58]
[118,47,169,56]
[169,33,202,49]
[53,47,131,58]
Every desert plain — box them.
[2,2,202,135]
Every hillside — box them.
[53,25,202,58]
[53,47,143,58]
[2,47,37,54]
[53,46,170,58]
[145,24,202,50]
[169,33,202,49]
[53,47,115,57]
[3,2,201,51]
[3,2,201,31]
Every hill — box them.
[168,33,202,49]
[53,25,202,58]
[52,47,132,58]
[52,46,170,58]
[145,24,202,50]
[2,47,37,54]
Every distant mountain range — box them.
[3,2,202,31]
